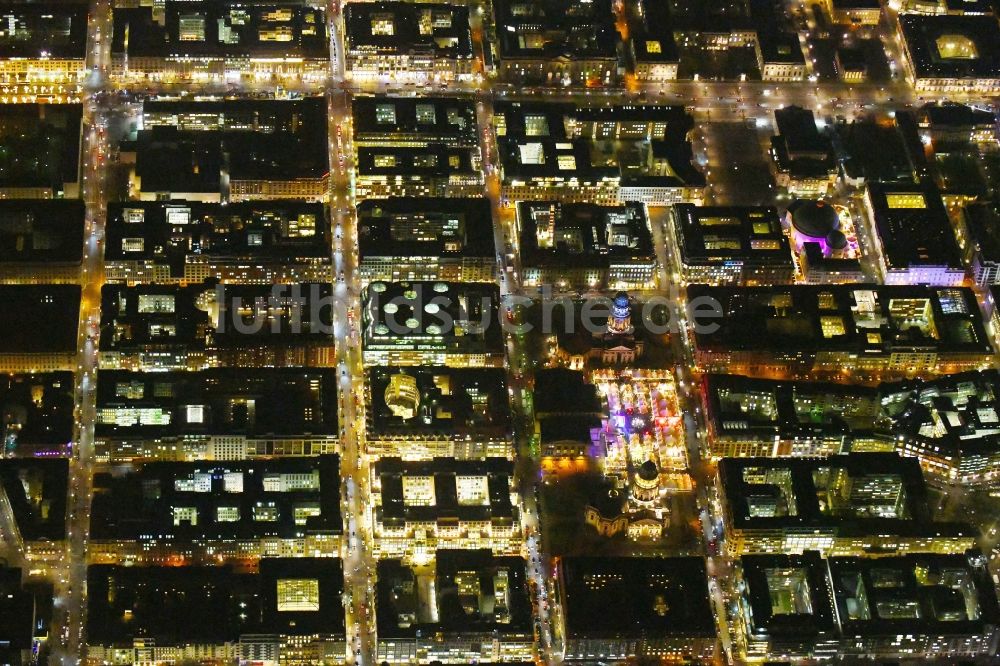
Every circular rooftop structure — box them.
[790,199,839,240]
[826,229,848,251]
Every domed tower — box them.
[632,459,661,504]
[608,291,633,335]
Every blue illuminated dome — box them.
[612,291,631,320]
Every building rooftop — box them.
[674,203,792,269]
[829,551,1000,637]
[87,558,345,646]
[366,366,510,440]
[0,372,74,455]
[866,182,963,271]
[518,201,654,270]
[0,285,79,354]
[703,373,879,442]
[0,3,87,59]
[494,0,617,62]
[0,104,81,191]
[771,106,837,178]
[0,567,50,657]
[628,0,679,65]
[495,102,704,188]
[377,549,532,637]
[104,200,329,274]
[962,201,1000,264]
[918,102,996,130]
[878,369,1000,460]
[374,456,515,524]
[355,144,479,179]
[900,14,1000,81]
[90,455,342,542]
[362,280,502,356]
[740,551,836,642]
[133,98,327,193]
[719,453,973,538]
[533,368,602,416]
[99,281,334,354]
[96,368,338,440]
[559,556,716,639]
[690,284,993,356]
[835,112,927,184]
[0,199,84,265]
[0,457,68,541]
[111,2,328,60]
[352,96,478,146]
[344,2,471,59]
[357,198,495,261]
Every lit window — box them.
[646,40,662,54]
[277,579,320,611]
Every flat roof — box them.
[719,453,975,538]
[355,144,478,177]
[771,106,837,179]
[104,200,330,273]
[357,197,495,260]
[900,14,1000,80]
[112,2,328,59]
[99,281,334,353]
[134,98,327,192]
[867,183,962,270]
[495,102,704,188]
[362,280,503,355]
[0,3,87,59]
[690,283,993,356]
[878,369,1000,459]
[628,0,679,63]
[87,558,345,646]
[0,104,81,190]
[96,368,338,440]
[0,458,68,541]
[377,549,532,637]
[560,556,716,639]
[533,368,602,416]
[344,2,471,58]
[704,373,879,441]
[0,285,79,353]
[0,199,84,264]
[0,372,74,451]
[963,201,1000,263]
[518,201,654,269]
[674,203,792,268]
[375,456,515,524]
[494,0,617,61]
[366,366,510,440]
[829,551,1000,638]
[352,96,478,146]
[90,455,342,541]
[740,551,836,640]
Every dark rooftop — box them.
[344,2,471,59]
[518,201,654,270]
[0,104,81,191]
[690,284,992,356]
[104,200,329,274]
[0,285,79,354]
[377,550,532,637]
[560,556,716,639]
[493,0,617,62]
[87,558,345,646]
[352,96,478,146]
[0,372,74,454]
[90,455,342,542]
[900,14,1000,80]
[112,2,328,59]
[357,198,495,260]
[533,368,602,417]
[674,203,792,269]
[366,366,510,440]
[0,3,87,59]
[95,368,338,440]
[866,182,963,270]
[0,457,68,541]
[0,199,84,264]
[375,457,515,524]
